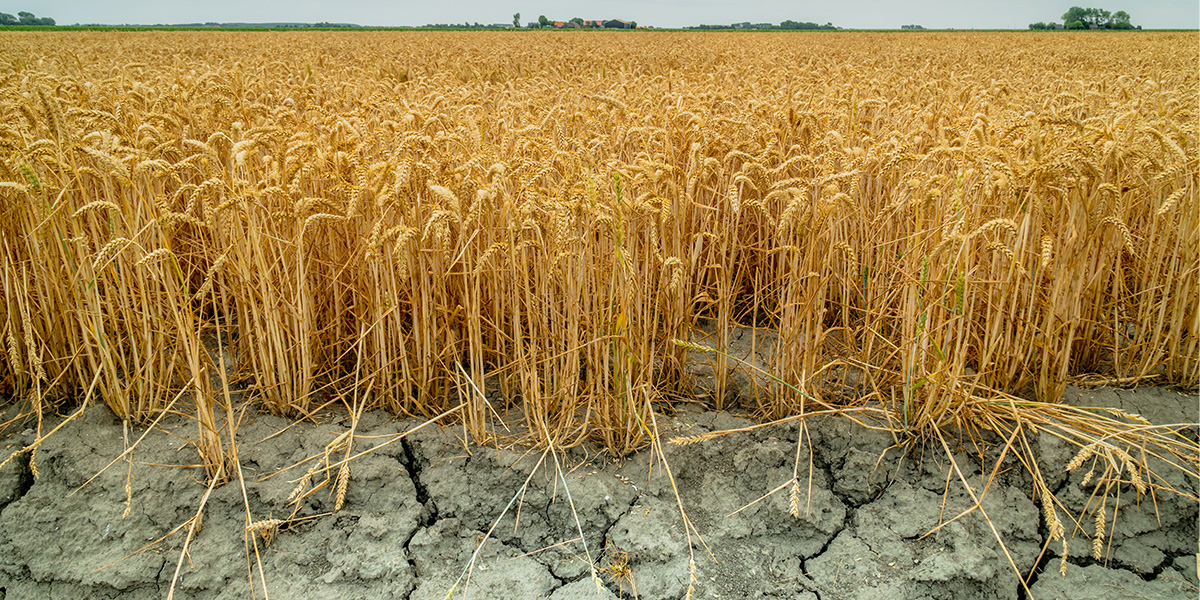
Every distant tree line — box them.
[688,21,837,30]
[778,20,836,30]
[0,11,56,26]
[529,16,637,29]
[166,22,360,28]
[421,22,524,29]
[1030,7,1136,30]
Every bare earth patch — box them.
[0,385,1195,599]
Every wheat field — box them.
[0,31,1196,476]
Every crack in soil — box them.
[156,556,170,596]
[1066,548,1193,583]
[399,437,437,528]
[799,506,848,579]
[1039,472,1192,585]
[1151,549,1197,579]
[0,451,34,518]
[599,491,639,554]
[1017,505,1186,598]
[398,436,434,600]
[1018,488,1058,598]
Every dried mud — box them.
[0,386,1195,600]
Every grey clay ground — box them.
[0,385,1195,599]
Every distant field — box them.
[0,31,1195,468]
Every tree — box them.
[1062,6,1115,29]
[1061,7,1087,26]
[512,12,520,28]
[629,21,637,28]
[7,11,53,26]
[1086,8,1111,28]
[538,15,548,27]
[1109,10,1133,29]
[1029,22,1048,30]
[796,20,821,29]
[570,17,583,26]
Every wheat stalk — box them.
[334,464,350,512]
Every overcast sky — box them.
[7,0,1198,29]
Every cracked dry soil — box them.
[0,385,1195,600]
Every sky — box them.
[6,0,1198,29]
